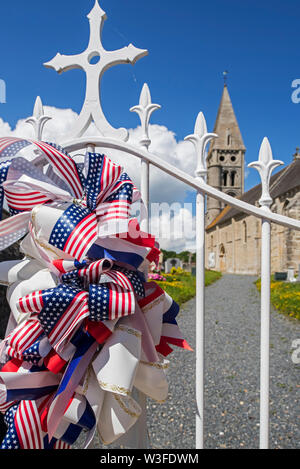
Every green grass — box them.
[153,268,222,305]
[256,277,300,320]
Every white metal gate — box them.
[23,1,300,450]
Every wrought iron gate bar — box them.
[61,136,300,232]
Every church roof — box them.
[206,156,300,231]
[208,84,245,153]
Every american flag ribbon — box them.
[38,286,90,354]
[88,282,135,321]
[4,188,52,212]
[0,160,11,218]
[17,290,45,315]
[0,139,177,450]
[0,360,60,410]
[0,140,139,259]
[5,319,45,361]
[1,401,71,449]
[46,330,98,442]
[77,258,113,283]
[15,400,44,449]
[16,263,139,357]
[52,259,88,275]
[47,204,99,262]
[139,285,193,357]
[88,218,160,270]
[0,137,32,158]
[0,137,34,219]
[32,141,83,200]
[85,152,123,210]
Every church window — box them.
[226,128,231,146]
[242,221,247,243]
[219,244,225,256]
[230,171,236,186]
[222,171,228,186]
[283,199,290,215]
[220,155,225,162]
[231,156,236,162]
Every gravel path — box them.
[82,274,299,450]
[149,274,300,449]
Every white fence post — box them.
[260,215,271,448]
[185,113,217,449]
[129,83,160,448]
[131,83,161,233]
[248,137,283,449]
[195,188,206,449]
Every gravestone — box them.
[208,252,216,269]
[287,267,296,282]
[165,258,182,273]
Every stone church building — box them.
[205,84,300,276]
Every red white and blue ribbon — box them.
[0,138,191,450]
[0,139,141,261]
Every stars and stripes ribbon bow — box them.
[0,137,193,452]
[0,399,81,449]
[16,260,144,358]
[0,138,140,261]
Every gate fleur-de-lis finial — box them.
[25,96,52,141]
[184,112,218,179]
[248,137,283,208]
[44,0,148,141]
[130,83,161,149]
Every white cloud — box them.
[149,204,196,252]
[0,106,197,252]
[0,117,13,136]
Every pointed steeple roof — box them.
[210,84,245,151]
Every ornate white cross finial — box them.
[25,96,52,141]
[130,83,161,149]
[248,137,284,208]
[184,112,218,179]
[44,0,148,141]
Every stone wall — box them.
[205,191,300,276]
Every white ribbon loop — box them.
[98,392,141,445]
[134,358,169,402]
[92,325,141,397]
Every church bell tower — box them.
[206,83,246,226]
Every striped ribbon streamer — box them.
[0,142,141,259]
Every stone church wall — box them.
[206,192,300,276]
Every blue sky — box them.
[0,0,300,215]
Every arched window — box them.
[222,171,228,186]
[283,199,290,215]
[219,244,225,256]
[242,220,247,243]
[230,171,236,186]
[226,128,231,146]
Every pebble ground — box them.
[78,274,300,450]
